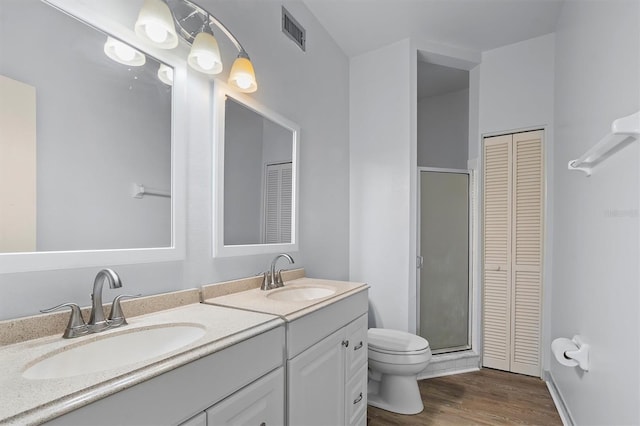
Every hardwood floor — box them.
[367,368,562,425]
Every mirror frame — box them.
[212,82,300,257]
[0,1,187,273]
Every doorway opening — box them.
[416,61,471,355]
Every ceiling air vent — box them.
[282,7,305,51]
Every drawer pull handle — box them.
[342,340,349,347]
[354,341,363,351]
[260,423,266,426]
[353,392,363,404]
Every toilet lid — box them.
[368,328,429,354]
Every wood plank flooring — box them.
[367,368,562,425]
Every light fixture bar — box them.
[143,0,258,92]
[176,0,246,54]
[172,0,257,92]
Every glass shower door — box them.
[418,169,470,353]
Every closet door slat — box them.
[510,130,543,376]
[482,134,512,371]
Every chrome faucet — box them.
[88,268,123,332]
[261,253,294,290]
[42,268,138,338]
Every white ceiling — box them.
[304,0,563,100]
[303,0,564,58]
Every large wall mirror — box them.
[0,0,186,273]
[213,84,299,257]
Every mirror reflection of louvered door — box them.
[482,130,543,377]
[264,162,292,244]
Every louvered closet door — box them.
[482,130,543,377]
[510,130,543,376]
[482,135,513,371]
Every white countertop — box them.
[204,277,368,321]
[0,303,283,425]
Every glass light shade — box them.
[104,37,146,66]
[228,56,257,93]
[157,63,174,86]
[135,0,178,49]
[187,32,223,75]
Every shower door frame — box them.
[416,167,474,355]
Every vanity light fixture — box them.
[228,51,257,92]
[186,23,222,75]
[134,0,179,49]
[103,36,146,66]
[157,63,174,85]
[135,0,258,92]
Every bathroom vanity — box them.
[204,276,369,426]
[0,303,284,425]
[48,328,286,426]
[0,275,368,425]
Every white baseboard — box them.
[544,370,574,426]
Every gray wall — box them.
[0,0,350,320]
[417,88,469,169]
[349,39,414,331]
[551,0,639,423]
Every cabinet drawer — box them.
[345,364,368,425]
[287,290,368,358]
[345,314,368,378]
[206,367,284,425]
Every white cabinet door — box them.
[288,328,345,426]
[206,367,284,426]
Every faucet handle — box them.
[260,271,272,291]
[275,269,285,287]
[41,303,88,339]
[108,294,142,327]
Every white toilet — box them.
[367,328,432,415]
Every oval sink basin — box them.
[23,324,206,380]
[267,286,336,302]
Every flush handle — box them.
[354,341,363,351]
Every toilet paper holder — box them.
[553,335,590,371]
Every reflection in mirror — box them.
[0,0,172,254]
[224,98,293,245]
[213,86,299,258]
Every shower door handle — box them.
[417,256,424,269]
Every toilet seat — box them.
[368,328,429,354]
[368,349,431,366]
[369,346,430,356]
